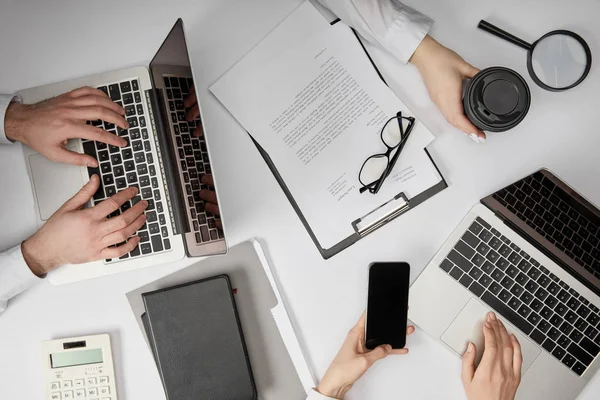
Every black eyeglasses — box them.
[358,111,415,194]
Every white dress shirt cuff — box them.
[306,389,337,400]
[385,6,434,64]
[0,94,21,145]
[0,245,43,314]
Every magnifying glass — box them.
[478,20,592,91]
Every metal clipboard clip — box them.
[351,193,410,236]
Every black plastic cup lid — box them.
[463,66,531,132]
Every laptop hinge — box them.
[145,89,186,236]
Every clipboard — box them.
[248,21,448,259]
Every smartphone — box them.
[365,262,410,350]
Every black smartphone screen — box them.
[366,262,410,350]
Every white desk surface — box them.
[0,0,599,398]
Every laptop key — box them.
[200,225,210,242]
[538,320,551,333]
[489,282,502,295]
[525,279,539,294]
[527,312,541,326]
[459,275,473,288]
[130,244,141,257]
[530,329,545,345]
[559,322,574,335]
[547,282,561,295]
[510,284,524,297]
[567,297,582,311]
[549,313,564,327]
[469,267,483,280]
[481,261,495,275]
[530,298,544,313]
[140,243,152,254]
[501,276,514,290]
[535,288,549,301]
[572,361,586,376]
[548,328,561,341]
[108,84,120,100]
[506,266,519,278]
[472,282,485,297]
[552,347,566,361]
[150,235,163,252]
[462,231,480,249]
[521,291,534,304]
[120,81,131,93]
[479,274,493,288]
[545,295,559,308]
[469,221,483,235]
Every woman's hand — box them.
[410,35,486,143]
[316,313,415,399]
[462,312,523,400]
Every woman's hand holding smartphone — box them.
[316,313,416,399]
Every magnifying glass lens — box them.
[531,34,589,89]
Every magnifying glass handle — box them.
[478,20,532,51]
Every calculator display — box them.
[50,348,103,369]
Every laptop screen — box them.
[147,19,226,255]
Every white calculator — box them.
[41,334,118,400]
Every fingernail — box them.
[132,187,139,194]
[478,136,486,143]
[143,200,149,207]
[88,161,97,168]
[386,345,392,354]
[489,312,496,320]
[469,134,480,143]
[467,342,474,353]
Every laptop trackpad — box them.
[441,298,540,376]
[29,154,85,221]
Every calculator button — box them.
[50,392,61,400]
[74,379,85,388]
[98,376,109,385]
[99,386,110,396]
[50,382,61,390]
[75,389,85,398]
[87,387,99,396]
[62,380,73,389]
[63,391,74,399]
[87,377,97,386]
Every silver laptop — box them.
[409,169,600,400]
[18,20,227,285]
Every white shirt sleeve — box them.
[306,389,337,400]
[316,0,434,64]
[0,93,20,145]
[0,245,43,315]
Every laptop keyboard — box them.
[162,75,223,244]
[493,171,600,278]
[83,79,172,262]
[439,217,600,376]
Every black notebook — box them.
[142,275,257,400]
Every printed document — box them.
[211,7,442,249]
